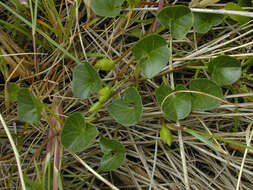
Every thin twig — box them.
[190,144,253,176]
[178,129,190,190]
[172,53,253,61]
[71,153,120,190]
[236,122,253,190]
[149,132,158,190]
[191,8,253,17]
[0,114,26,190]
[125,7,253,18]
[0,52,47,57]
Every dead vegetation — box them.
[0,0,253,189]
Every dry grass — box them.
[0,1,253,189]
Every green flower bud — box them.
[160,126,173,146]
[99,86,112,103]
[95,58,115,71]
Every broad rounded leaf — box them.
[61,112,98,153]
[72,62,101,100]
[8,82,21,102]
[157,6,193,40]
[208,55,241,86]
[131,35,170,78]
[99,137,126,172]
[161,85,191,121]
[225,2,251,25]
[91,0,124,17]
[190,79,223,111]
[193,13,223,33]
[155,82,172,105]
[108,87,142,126]
[17,89,43,124]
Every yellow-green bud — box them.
[95,58,115,71]
[99,86,112,103]
[160,126,173,146]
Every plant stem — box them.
[152,0,164,32]
[44,105,64,125]
[109,59,135,87]
[184,127,253,151]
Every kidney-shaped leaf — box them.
[155,82,172,105]
[72,62,101,100]
[91,0,124,17]
[131,34,170,78]
[8,82,21,102]
[61,112,98,153]
[100,137,126,172]
[17,89,43,124]
[190,79,223,111]
[108,87,142,126]
[225,2,251,25]
[193,12,223,34]
[161,85,191,121]
[157,6,193,40]
[208,55,241,86]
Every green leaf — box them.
[238,0,252,7]
[184,128,225,153]
[208,55,241,86]
[91,0,124,17]
[8,83,21,102]
[155,82,172,105]
[43,160,53,190]
[157,6,193,40]
[99,137,126,172]
[131,34,170,78]
[108,87,142,126]
[184,127,253,151]
[60,112,98,153]
[198,0,221,7]
[160,126,173,146]
[17,89,43,124]
[127,0,141,7]
[161,85,192,121]
[193,12,223,33]
[72,62,101,100]
[95,58,115,71]
[190,79,223,111]
[225,2,251,25]
[130,28,143,38]
[24,175,43,190]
